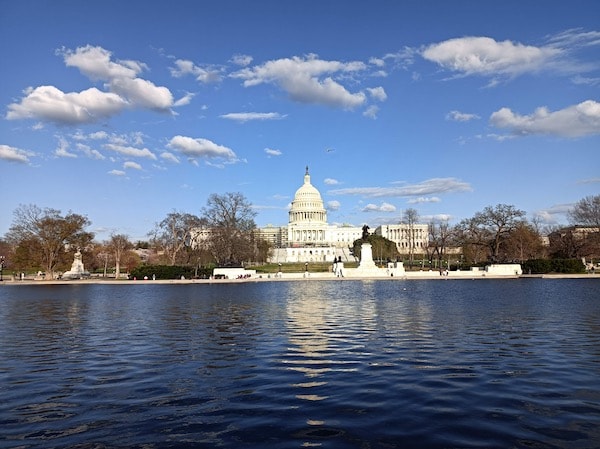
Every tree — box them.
[6,204,94,279]
[457,204,526,263]
[427,218,454,269]
[352,234,399,263]
[201,192,259,266]
[149,211,203,266]
[107,233,132,279]
[401,208,419,265]
[568,195,600,227]
[501,221,545,262]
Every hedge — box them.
[130,265,212,280]
[522,259,585,274]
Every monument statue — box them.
[61,249,90,280]
[362,224,370,240]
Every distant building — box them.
[260,167,429,263]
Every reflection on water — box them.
[0,280,599,449]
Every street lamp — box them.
[0,256,4,282]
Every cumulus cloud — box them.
[533,203,573,224]
[0,144,32,163]
[62,45,143,81]
[326,200,341,211]
[220,112,286,123]
[367,86,387,101]
[55,137,77,158]
[231,54,253,66]
[75,143,104,160]
[324,178,340,185]
[264,148,282,157]
[168,135,238,162]
[109,76,173,110]
[6,86,127,124]
[104,143,157,160]
[422,36,561,81]
[169,59,222,83]
[363,105,379,119]
[108,169,126,176]
[362,202,396,212]
[446,110,480,122]
[123,161,142,170]
[160,152,180,163]
[490,100,600,137]
[329,177,471,198]
[230,54,368,109]
[7,45,177,125]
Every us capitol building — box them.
[258,167,428,263]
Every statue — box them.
[61,248,90,280]
[362,224,370,240]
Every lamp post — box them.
[0,256,4,282]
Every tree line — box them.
[1,194,598,279]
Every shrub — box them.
[522,258,585,274]
[130,264,211,280]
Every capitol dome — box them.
[289,166,327,225]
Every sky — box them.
[1,0,599,242]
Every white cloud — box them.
[408,197,441,204]
[362,202,396,212]
[490,100,600,137]
[0,144,32,163]
[446,110,480,122]
[104,143,157,159]
[327,200,341,211]
[329,178,472,198]
[422,36,561,80]
[61,45,143,81]
[109,76,173,110]
[324,178,340,185]
[160,152,180,163]
[108,169,126,176]
[75,143,105,160]
[220,112,286,123]
[264,148,282,157]
[124,161,142,170]
[367,86,387,101]
[170,59,222,83]
[577,177,600,184]
[168,135,238,161]
[363,105,379,119]
[8,45,177,124]
[231,54,253,66]
[6,85,127,124]
[534,203,573,224]
[173,92,195,107]
[55,137,76,158]
[231,54,367,109]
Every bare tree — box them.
[457,204,526,263]
[402,208,419,265]
[6,204,94,279]
[149,211,203,265]
[568,195,600,227]
[107,234,132,279]
[428,218,453,269]
[201,192,258,266]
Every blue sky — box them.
[1,0,599,242]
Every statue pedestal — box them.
[358,243,377,269]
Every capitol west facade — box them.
[259,167,429,263]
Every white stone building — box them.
[261,167,429,263]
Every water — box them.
[0,279,599,448]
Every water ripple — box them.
[0,280,599,448]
